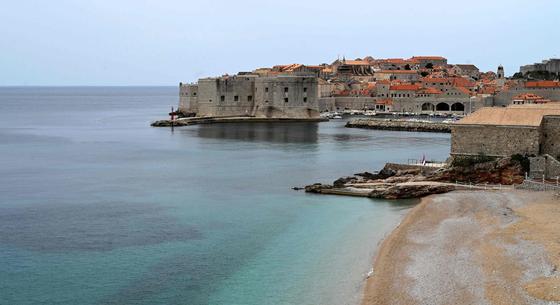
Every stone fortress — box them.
[179,74,319,119]
[178,56,560,119]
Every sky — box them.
[1,0,559,86]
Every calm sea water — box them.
[0,87,450,305]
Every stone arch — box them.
[451,102,465,112]
[436,102,450,111]
[421,102,435,111]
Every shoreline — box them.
[361,190,560,305]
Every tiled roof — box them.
[525,81,560,88]
[513,93,545,100]
[457,104,560,127]
[455,87,471,95]
[418,87,442,94]
[390,84,420,91]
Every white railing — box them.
[407,159,447,168]
[452,181,516,190]
[515,179,560,192]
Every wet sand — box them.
[362,190,560,305]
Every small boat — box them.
[332,115,343,119]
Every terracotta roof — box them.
[455,87,471,95]
[390,84,420,91]
[376,80,391,85]
[525,81,560,88]
[452,77,475,88]
[513,93,545,100]
[457,104,560,127]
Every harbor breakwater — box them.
[151,116,328,127]
[345,118,451,133]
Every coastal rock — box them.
[346,118,451,133]
[304,183,333,193]
[427,157,524,185]
[369,184,456,199]
[333,176,359,187]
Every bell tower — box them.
[497,65,505,87]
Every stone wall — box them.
[451,125,541,157]
[254,76,319,118]
[317,97,377,112]
[184,75,319,119]
[178,83,198,113]
[494,88,560,106]
[529,155,560,179]
[541,116,560,158]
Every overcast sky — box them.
[1,0,559,86]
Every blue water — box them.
[0,87,450,305]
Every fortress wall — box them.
[185,75,319,119]
[254,76,319,118]
[196,77,256,117]
[542,116,560,158]
[494,88,560,106]
[179,83,198,113]
[451,125,541,157]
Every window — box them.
[284,87,289,93]
[303,87,307,92]
[265,100,269,103]
[220,95,225,102]
[193,92,197,96]
[265,87,269,92]
[234,95,239,101]
[284,98,289,103]
[247,95,253,102]
[303,97,307,103]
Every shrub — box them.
[511,154,530,173]
[451,153,497,167]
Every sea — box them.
[0,87,450,305]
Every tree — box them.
[420,71,429,77]
[404,64,411,70]
[425,63,434,69]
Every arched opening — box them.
[436,103,450,111]
[451,103,465,112]
[421,103,435,111]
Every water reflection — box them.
[180,122,320,144]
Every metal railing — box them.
[407,159,447,168]
[452,181,516,190]
[515,179,560,192]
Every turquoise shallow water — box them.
[0,87,450,305]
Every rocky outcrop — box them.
[302,157,524,200]
[369,184,456,199]
[427,156,525,185]
[346,118,451,133]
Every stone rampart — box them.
[451,125,541,157]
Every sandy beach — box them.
[362,190,560,305]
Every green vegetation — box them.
[425,63,434,69]
[420,71,429,77]
[451,153,497,167]
[511,154,531,173]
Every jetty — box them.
[151,116,328,127]
[345,118,451,133]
